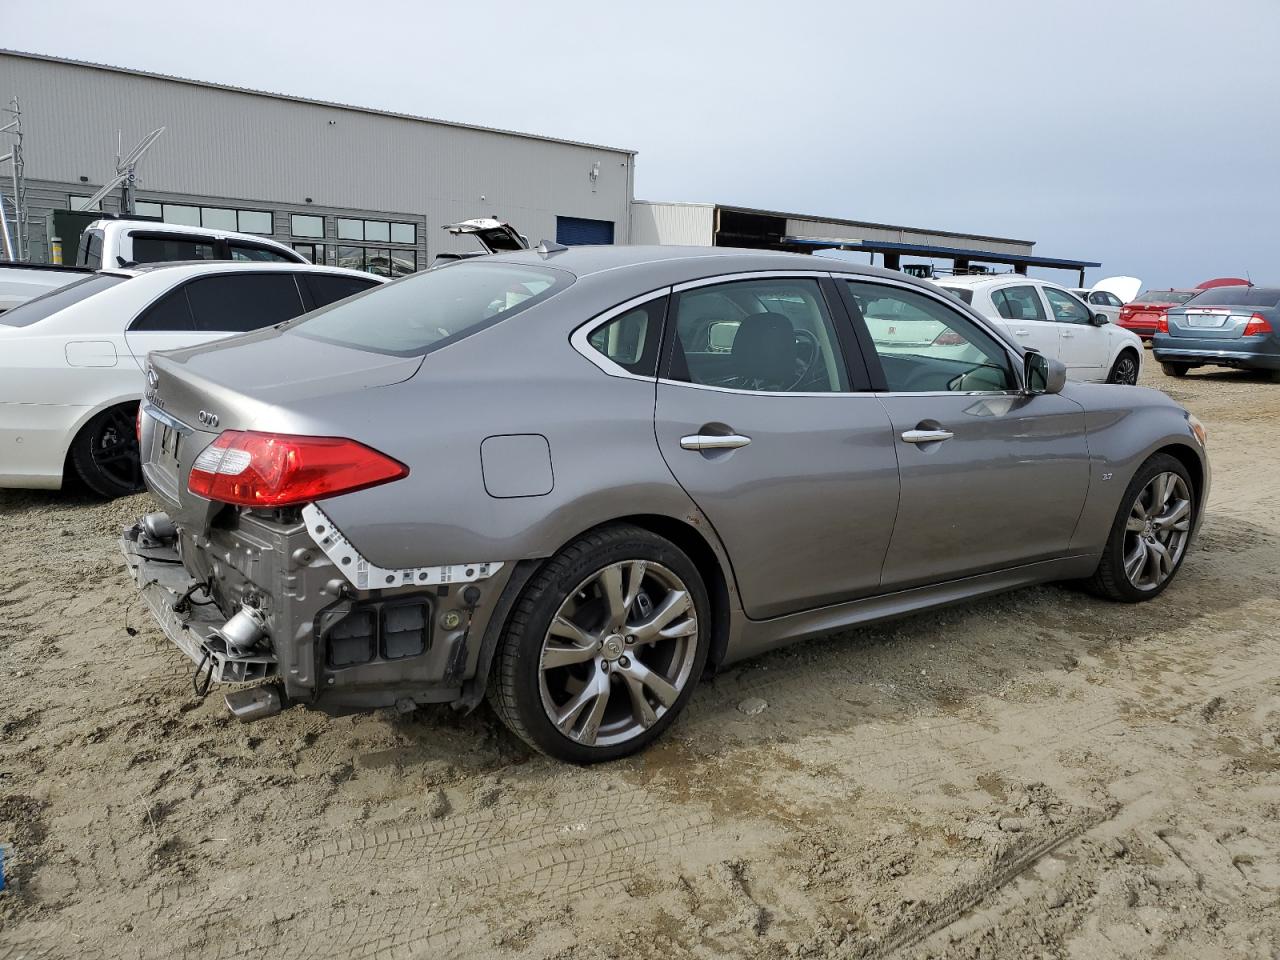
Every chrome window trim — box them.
[569,288,672,381]
[671,269,836,293]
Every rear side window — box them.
[77,229,104,268]
[586,297,667,376]
[0,274,128,327]
[1184,287,1280,308]
[291,261,571,357]
[303,273,381,309]
[990,285,1046,321]
[131,287,195,331]
[940,286,973,304]
[229,241,296,263]
[131,234,217,264]
[185,274,306,332]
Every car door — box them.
[653,273,901,619]
[124,272,308,368]
[988,283,1060,359]
[839,278,1090,590]
[1043,284,1109,379]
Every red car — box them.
[1118,290,1200,340]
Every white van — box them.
[76,219,306,269]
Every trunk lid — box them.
[1166,307,1269,339]
[141,328,422,530]
[1092,275,1142,303]
[442,218,529,254]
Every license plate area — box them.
[1186,314,1228,328]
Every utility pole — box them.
[0,97,27,261]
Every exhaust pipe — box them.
[225,684,285,722]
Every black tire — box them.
[69,403,144,498]
[1160,362,1190,378]
[488,524,711,763]
[1107,350,1141,385]
[1086,453,1195,603]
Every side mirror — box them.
[1024,350,1067,395]
[1092,311,1110,325]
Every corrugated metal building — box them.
[0,50,634,270]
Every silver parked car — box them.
[122,246,1210,762]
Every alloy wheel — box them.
[90,407,143,491]
[538,560,699,747]
[1113,354,1139,385]
[1123,472,1192,590]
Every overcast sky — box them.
[6,0,1278,287]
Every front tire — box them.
[1107,350,1140,385]
[69,404,144,498]
[488,525,711,763]
[1087,453,1195,603]
[1160,362,1190,378]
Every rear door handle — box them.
[1013,329,1030,336]
[680,433,751,451]
[901,429,954,444]
[1061,331,1074,338]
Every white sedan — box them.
[0,261,383,496]
[934,275,1144,385]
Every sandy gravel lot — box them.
[2,361,1278,960]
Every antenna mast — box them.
[0,96,27,261]
[78,126,165,215]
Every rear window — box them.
[1183,287,1280,308]
[0,274,128,327]
[1132,290,1197,305]
[290,261,572,357]
[938,286,973,304]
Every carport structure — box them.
[630,201,1101,286]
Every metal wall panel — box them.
[629,202,714,245]
[0,53,634,261]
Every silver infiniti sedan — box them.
[122,246,1209,762]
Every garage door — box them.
[556,216,615,246]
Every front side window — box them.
[669,278,849,393]
[990,285,1046,321]
[846,281,1015,393]
[586,297,667,376]
[184,274,306,333]
[303,274,381,309]
[1043,286,1093,324]
[290,261,571,357]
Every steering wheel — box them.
[787,329,822,391]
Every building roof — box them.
[0,48,637,156]
[783,236,1101,271]
[716,202,1035,248]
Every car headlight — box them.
[1187,412,1207,447]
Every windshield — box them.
[1132,290,1197,305]
[1183,287,1280,308]
[0,274,129,327]
[289,260,572,356]
[937,286,973,304]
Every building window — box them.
[135,201,275,235]
[292,214,325,239]
[293,242,325,264]
[337,245,416,277]
[67,194,101,212]
[336,217,416,245]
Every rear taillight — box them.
[188,431,408,507]
[1243,313,1274,336]
[136,405,143,442]
[932,329,968,346]
[1157,312,1169,334]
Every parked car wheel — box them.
[69,403,144,498]
[1160,362,1191,378]
[489,524,710,762]
[1107,350,1140,385]
[1087,454,1195,603]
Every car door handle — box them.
[680,433,751,451]
[1061,331,1075,338]
[901,429,954,444]
[1013,329,1030,336]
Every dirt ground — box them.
[2,359,1278,960]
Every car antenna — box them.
[536,239,568,257]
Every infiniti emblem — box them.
[198,410,220,428]
[145,366,159,397]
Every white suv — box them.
[934,275,1143,384]
[76,219,306,269]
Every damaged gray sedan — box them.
[123,246,1209,762]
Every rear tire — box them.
[1086,453,1195,603]
[69,403,144,499]
[1107,350,1140,385]
[488,524,710,763]
[1160,362,1190,378]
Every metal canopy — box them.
[781,235,1100,271]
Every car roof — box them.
[932,274,1048,288]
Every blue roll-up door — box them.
[556,216,615,246]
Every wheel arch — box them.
[1152,441,1206,512]
[60,393,143,482]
